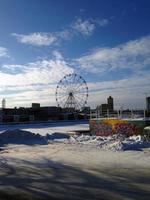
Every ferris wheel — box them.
[56,73,88,111]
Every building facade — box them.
[107,96,114,113]
[0,106,61,123]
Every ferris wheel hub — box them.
[69,92,73,97]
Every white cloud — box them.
[1,69,149,109]
[72,18,109,36]
[87,72,150,109]
[96,19,109,26]
[3,34,150,109]
[12,31,72,47]
[3,86,57,108]
[72,18,95,36]
[12,18,109,46]
[0,59,74,86]
[12,33,57,46]
[57,29,73,40]
[0,47,8,57]
[76,35,150,73]
[0,54,74,107]
[52,50,63,60]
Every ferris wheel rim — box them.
[55,73,88,110]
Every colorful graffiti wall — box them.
[90,118,146,136]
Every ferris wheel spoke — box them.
[64,82,71,92]
[70,81,75,91]
[64,78,70,88]
[56,94,68,101]
[74,82,85,92]
[57,90,68,96]
[74,95,87,107]
[66,75,73,87]
[60,83,69,91]
[74,88,86,95]
[75,75,81,83]
[74,92,85,99]
[59,97,68,107]
[75,102,80,110]
[72,76,75,82]
[74,96,85,106]
[57,93,68,99]
[73,75,80,90]
[60,79,69,91]
[60,86,70,93]
[56,73,88,110]
[74,86,86,94]
[77,87,88,95]
[58,95,68,102]
[75,98,83,110]
[74,93,84,102]
[57,87,67,94]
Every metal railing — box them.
[90,109,146,120]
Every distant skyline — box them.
[0,0,150,109]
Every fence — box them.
[90,109,146,120]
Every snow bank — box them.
[0,128,149,151]
[71,134,150,151]
[0,129,70,146]
[0,129,48,145]
[46,132,70,141]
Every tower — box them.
[2,98,6,109]
[146,96,150,112]
[107,96,114,113]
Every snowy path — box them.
[0,121,150,200]
[0,142,150,200]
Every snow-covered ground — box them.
[0,121,150,200]
[0,120,89,135]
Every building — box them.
[0,106,62,123]
[97,104,108,116]
[2,98,6,109]
[96,96,114,116]
[107,96,114,113]
[32,103,40,109]
[81,106,90,114]
[146,96,150,112]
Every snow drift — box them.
[0,129,48,145]
[72,134,150,151]
[0,129,70,146]
[0,129,149,151]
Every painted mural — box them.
[90,118,145,136]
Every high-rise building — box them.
[2,98,6,109]
[107,96,114,112]
[146,96,150,112]
[97,104,108,115]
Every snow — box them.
[0,129,48,146]
[0,121,149,151]
[0,120,89,135]
[0,121,150,200]
[70,134,150,151]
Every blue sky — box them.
[0,0,150,109]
